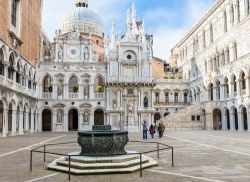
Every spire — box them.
[111,17,116,50]
[126,8,131,26]
[131,0,136,20]
[76,0,88,8]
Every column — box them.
[213,86,217,101]
[19,111,24,134]
[89,112,94,126]
[138,90,141,108]
[79,84,83,99]
[79,112,83,131]
[30,112,34,133]
[25,112,29,131]
[117,90,120,108]
[53,84,57,99]
[11,110,17,136]
[238,111,243,131]
[229,82,233,98]
[64,84,68,99]
[229,111,235,131]
[246,76,250,96]
[36,113,39,132]
[221,111,227,130]
[38,113,42,132]
[220,84,224,100]
[106,88,110,108]
[247,110,250,132]
[2,109,8,137]
[64,111,68,132]
[89,85,94,99]
[236,79,240,97]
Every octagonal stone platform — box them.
[47,151,158,174]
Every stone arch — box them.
[68,75,79,93]
[213,108,222,130]
[231,74,237,95]
[42,108,52,131]
[208,83,213,101]
[239,70,246,95]
[224,77,229,98]
[215,80,221,100]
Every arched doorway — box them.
[0,101,3,133]
[232,107,238,130]
[213,109,222,130]
[29,109,31,131]
[68,109,78,131]
[42,109,52,131]
[202,109,206,130]
[154,113,161,124]
[242,107,248,130]
[8,104,12,132]
[94,109,104,125]
[225,108,230,130]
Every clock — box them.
[66,46,80,59]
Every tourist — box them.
[142,120,148,140]
[161,123,165,137]
[158,124,163,138]
[149,124,155,138]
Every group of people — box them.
[142,121,165,140]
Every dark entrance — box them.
[42,109,52,131]
[213,109,222,130]
[69,109,78,131]
[94,109,104,125]
[154,113,161,123]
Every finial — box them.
[131,0,136,19]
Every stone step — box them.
[64,154,140,164]
[57,157,149,170]
[47,156,158,174]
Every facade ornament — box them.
[83,47,89,61]
[58,46,64,61]
[128,100,134,116]
[57,110,64,124]
[83,110,89,123]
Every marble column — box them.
[30,112,35,133]
[220,84,224,100]
[247,110,250,132]
[89,112,94,126]
[25,112,29,132]
[19,111,24,134]
[229,111,235,131]
[221,111,227,130]
[11,110,17,136]
[64,111,68,132]
[38,113,42,132]
[2,109,8,137]
[89,85,94,99]
[238,111,243,131]
[246,76,250,96]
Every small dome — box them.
[60,6,104,37]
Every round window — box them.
[127,55,132,60]
[71,49,76,55]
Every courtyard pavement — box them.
[0,130,250,182]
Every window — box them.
[191,115,196,121]
[127,89,134,95]
[247,0,250,15]
[184,93,188,103]
[230,5,234,25]
[224,11,227,32]
[0,49,4,76]
[11,0,19,27]
[155,93,160,103]
[234,43,238,60]
[165,93,169,103]
[43,76,52,92]
[236,0,240,22]
[226,48,230,63]
[202,30,206,48]
[210,24,213,43]
[8,54,15,80]
[197,115,200,121]
[174,93,178,103]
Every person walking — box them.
[142,120,148,140]
[149,124,155,138]
[158,123,163,139]
[161,123,165,137]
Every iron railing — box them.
[30,141,174,181]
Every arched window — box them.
[33,72,36,90]
[8,54,15,80]
[226,48,230,63]
[224,11,227,32]
[16,61,21,83]
[236,0,240,22]
[69,76,79,93]
[230,5,234,25]
[165,92,169,103]
[43,75,52,92]
[209,84,213,101]
[184,93,188,103]
[28,69,32,89]
[221,51,225,66]
[94,76,105,92]
[0,48,4,76]
[246,0,250,15]
[225,78,229,98]
[241,72,246,91]
[233,75,237,94]
[216,81,220,100]
[155,92,160,103]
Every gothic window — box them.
[209,83,213,101]
[11,0,19,27]
[28,69,32,89]
[247,0,250,15]
[184,93,188,103]
[241,72,246,90]
[226,48,230,63]
[233,75,237,93]
[236,0,240,22]
[8,54,15,80]
[224,11,227,32]
[225,78,229,96]
[230,5,234,25]
[0,49,4,76]
[221,51,225,66]
[144,96,148,108]
[94,75,105,92]
[202,30,206,48]
[209,23,213,43]
[16,62,20,83]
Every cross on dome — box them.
[76,0,88,8]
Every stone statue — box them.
[128,101,134,116]
[83,47,89,61]
[144,96,148,108]
[57,110,63,124]
[83,110,89,123]
[58,46,63,61]
[57,81,63,96]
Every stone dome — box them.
[60,2,104,37]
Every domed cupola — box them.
[60,0,104,37]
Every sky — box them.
[42,0,215,61]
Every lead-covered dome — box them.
[60,0,104,37]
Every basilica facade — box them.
[0,0,250,137]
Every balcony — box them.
[95,92,104,99]
[154,102,191,106]
[42,92,52,99]
[106,77,156,84]
[69,93,79,99]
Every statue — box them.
[128,101,134,116]
[83,110,89,123]
[58,46,63,61]
[83,47,89,61]
[57,81,63,96]
[57,110,63,124]
[144,96,148,108]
